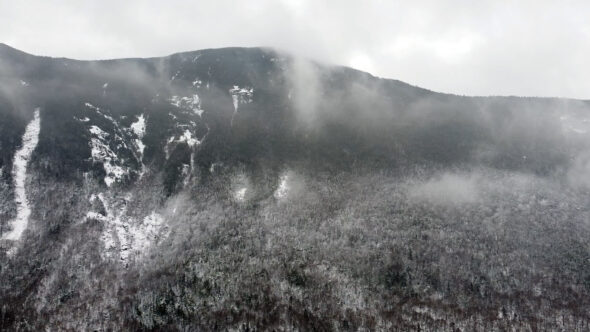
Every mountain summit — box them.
[1,45,590,330]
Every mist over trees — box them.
[1,43,590,330]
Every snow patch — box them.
[181,164,191,186]
[84,102,116,122]
[85,107,145,185]
[165,124,209,161]
[229,86,254,110]
[130,114,146,137]
[89,125,108,139]
[2,108,41,242]
[88,125,128,187]
[86,211,108,222]
[178,130,200,147]
[132,212,167,253]
[169,95,204,117]
[130,114,147,177]
[235,188,247,202]
[164,137,174,160]
[231,172,251,202]
[229,85,254,126]
[274,173,290,199]
[86,193,168,263]
[103,163,126,187]
[85,102,99,111]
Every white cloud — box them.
[408,173,480,206]
[348,53,375,73]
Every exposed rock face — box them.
[1,43,590,330]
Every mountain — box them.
[1,43,590,330]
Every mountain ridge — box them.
[8,42,584,101]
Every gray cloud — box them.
[1,0,589,98]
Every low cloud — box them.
[408,172,480,205]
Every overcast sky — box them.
[1,0,589,99]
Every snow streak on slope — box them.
[2,109,41,241]
[130,114,146,147]
[130,114,147,177]
[229,86,253,126]
[85,102,147,186]
[88,125,127,187]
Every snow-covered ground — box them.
[2,108,41,241]
[178,129,201,147]
[274,173,290,199]
[169,95,204,117]
[229,86,254,112]
[234,187,247,202]
[87,193,168,263]
[130,114,146,143]
[88,125,128,187]
[85,102,116,123]
[85,103,147,186]
[130,114,147,177]
[133,212,166,253]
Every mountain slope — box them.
[1,43,590,330]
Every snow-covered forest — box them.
[1,44,590,331]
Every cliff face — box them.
[1,44,590,330]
